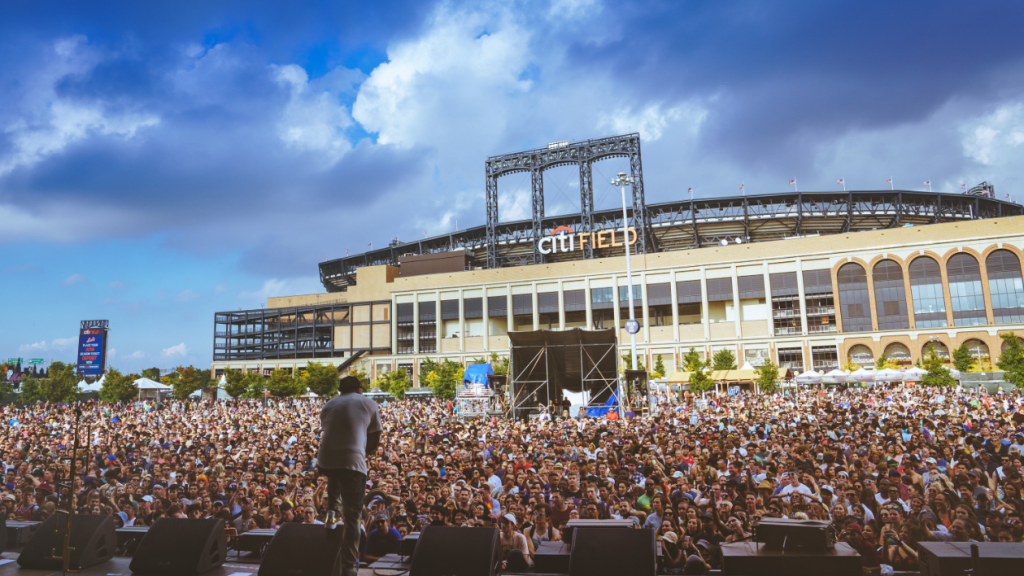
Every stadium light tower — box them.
[612,172,636,419]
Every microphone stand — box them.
[53,406,90,575]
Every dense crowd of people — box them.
[1,382,1022,574]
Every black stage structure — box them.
[320,131,1021,291]
[508,329,647,420]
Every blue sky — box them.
[3,0,1024,371]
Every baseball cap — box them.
[502,513,516,525]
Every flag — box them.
[960,183,966,189]
[788,180,795,186]
[738,184,744,190]
[368,242,372,248]
[885,179,892,184]
[1006,194,1011,199]
[837,179,844,185]
[923,180,931,186]
[345,249,349,255]
[687,187,692,193]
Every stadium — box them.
[212,133,1024,388]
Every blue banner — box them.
[77,328,105,375]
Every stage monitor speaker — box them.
[918,542,1024,576]
[569,527,656,576]
[487,375,507,388]
[410,526,499,576]
[722,541,861,576]
[258,523,345,576]
[128,518,226,576]
[754,518,835,552]
[0,517,8,550]
[17,513,115,571]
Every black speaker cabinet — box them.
[722,541,861,576]
[754,518,836,552]
[562,518,637,550]
[569,527,656,576]
[17,513,115,571]
[410,526,499,576]
[129,518,226,576]
[918,542,1024,576]
[257,523,344,576]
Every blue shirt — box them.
[365,527,401,558]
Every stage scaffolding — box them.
[508,328,645,420]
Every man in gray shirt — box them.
[318,375,383,576]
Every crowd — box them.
[1,382,1023,574]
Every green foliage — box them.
[952,343,974,372]
[222,369,249,398]
[0,377,13,400]
[755,359,780,394]
[99,368,140,403]
[996,333,1024,389]
[422,359,463,400]
[682,348,702,371]
[243,372,267,399]
[265,369,305,397]
[348,364,371,389]
[711,349,737,371]
[304,362,339,398]
[922,346,956,388]
[621,354,647,372]
[688,360,714,393]
[39,362,79,403]
[141,367,161,380]
[169,366,211,400]
[652,354,666,379]
[19,377,42,403]
[875,354,888,369]
[488,352,510,376]
[377,369,410,399]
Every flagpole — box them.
[794,179,798,193]
[889,177,893,191]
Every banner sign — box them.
[6,358,22,365]
[27,358,43,364]
[538,226,637,255]
[77,328,106,376]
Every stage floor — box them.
[0,552,384,576]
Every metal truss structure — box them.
[485,133,650,267]
[213,301,391,362]
[80,320,109,330]
[320,188,1021,292]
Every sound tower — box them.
[128,518,226,576]
[257,523,344,576]
[410,526,499,576]
[17,513,115,570]
[568,527,656,576]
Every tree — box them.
[348,363,371,389]
[488,352,510,376]
[98,368,140,403]
[921,346,956,388]
[222,369,249,398]
[377,369,410,399]
[621,354,647,372]
[19,377,42,403]
[0,377,13,401]
[996,333,1024,389]
[425,359,463,400]
[682,348,702,370]
[141,367,162,380]
[169,366,203,400]
[875,354,888,369]
[652,354,666,379]
[39,362,79,403]
[952,342,974,372]
[688,360,714,393]
[755,359,780,394]
[305,362,339,397]
[266,369,305,397]
[243,373,267,399]
[711,349,737,371]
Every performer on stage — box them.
[318,375,383,576]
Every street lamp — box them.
[611,172,637,419]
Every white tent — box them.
[794,370,822,385]
[875,368,903,382]
[902,367,928,381]
[134,377,171,390]
[822,369,849,384]
[851,367,877,383]
[740,362,756,371]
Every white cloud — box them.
[62,273,87,285]
[0,202,141,244]
[19,337,76,353]
[272,64,362,161]
[107,348,116,358]
[961,103,1024,166]
[127,350,146,359]
[109,280,126,291]
[0,36,159,177]
[237,277,323,303]
[161,342,189,357]
[548,0,600,20]
[175,289,200,302]
[599,103,707,142]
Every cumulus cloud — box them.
[237,277,324,303]
[62,273,87,285]
[19,337,76,353]
[961,103,1024,166]
[161,342,188,357]
[126,350,146,359]
[175,289,200,302]
[272,64,362,161]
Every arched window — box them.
[922,341,949,360]
[883,342,911,364]
[909,257,947,328]
[986,250,1024,324]
[838,263,872,333]
[848,344,874,367]
[947,253,987,326]
[873,260,909,330]
[1000,335,1024,352]
[962,338,990,361]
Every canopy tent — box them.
[822,369,849,384]
[875,368,904,382]
[850,367,877,383]
[740,362,756,371]
[902,367,928,381]
[709,370,758,382]
[795,370,823,385]
[667,371,695,384]
[134,377,171,390]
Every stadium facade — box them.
[211,134,1024,385]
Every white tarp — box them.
[795,370,822,384]
[134,377,171,390]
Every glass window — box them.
[962,338,990,361]
[873,260,909,331]
[838,263,872,332]
[777,348,804,374]
[909,257,947,328]
[883,342,911,364]
[986,250,1024,324]
[922,341,949,360]
[591,287,614,310]
[947,253,987,326]
[811,346,839,372]
[848,344,874,367]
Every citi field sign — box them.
[537,226,638,255]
